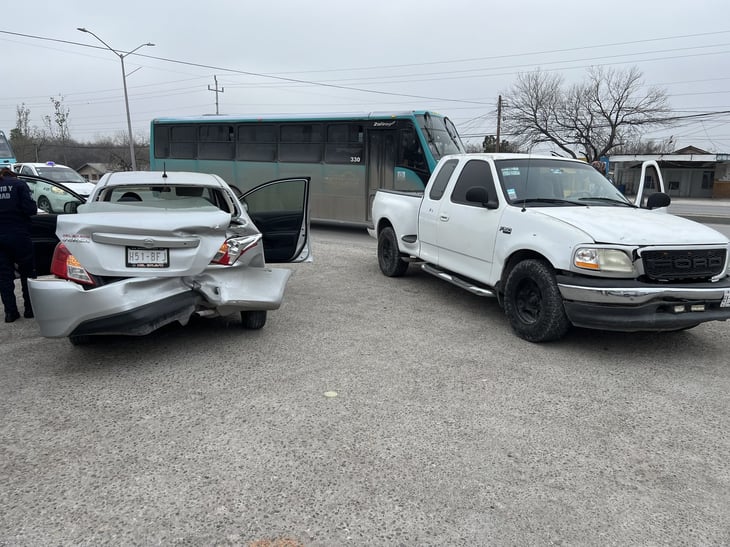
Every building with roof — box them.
[77,163,112,183]
[608,146,730,199]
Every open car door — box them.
[241,177,311,263]
[21,175,86,276]
[634,160,669,211]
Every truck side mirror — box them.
[646,192,671,210]
[465,186,498,209]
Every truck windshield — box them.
[416,114,465,160]
[495,158,632,207]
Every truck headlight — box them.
[574,248,634,274]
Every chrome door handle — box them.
[440,214,449,221]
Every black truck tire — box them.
[377,227,408,277]
[504,259,570,342]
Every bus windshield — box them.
[416,114,465,160]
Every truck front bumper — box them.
[556,275,730,331]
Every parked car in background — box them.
[24,170,311,345]
[14,162,95,212]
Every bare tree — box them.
[613,136,676,155]
[503,66,671,161]
[10,103,48,162]
[43,95,71,164]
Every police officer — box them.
[0,167,37,322]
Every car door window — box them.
[241,177,311,263]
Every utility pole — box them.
[496,95,502,153]
[208,75,224,115]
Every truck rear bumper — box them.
[557,275,730,331]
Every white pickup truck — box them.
[369,153,730,342]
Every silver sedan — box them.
[28,171,311,345]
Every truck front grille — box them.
[641,248,726,281]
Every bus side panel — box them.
[232,161,279,195]
[315,164,366,224]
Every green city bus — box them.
[149,111,465,225]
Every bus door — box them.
[366,130,398,221]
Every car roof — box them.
[97,171,228,188]
[16,162,73,168]
[440,153,589,164]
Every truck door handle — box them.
[440,214,449,222]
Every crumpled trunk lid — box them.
[56,204,231,277]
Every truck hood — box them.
[534,206,729,245]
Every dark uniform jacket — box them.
[0,175,36,233]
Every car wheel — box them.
[377,226,408,277]
[69,334,92,346]
[241,310,267,329]
[504,259,570,343]
[37,195,53,213]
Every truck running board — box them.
[421,264,496,298]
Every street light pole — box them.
[77,28,154,171]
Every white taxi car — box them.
[14,162,95,212]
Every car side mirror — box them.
[64,201,80,214]
[465,186,498,209]
[646,192,671,210]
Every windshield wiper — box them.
[577,197,636,207]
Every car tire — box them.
[504,259,570,343]
[69,334,92,346]
[241,310,267,329]
[377,226,408,277]
[37,195,53,213]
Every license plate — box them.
[126,247,169,268]
[721,290,730,308]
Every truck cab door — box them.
[634,160,669,212]
[418,158,460,264]
[433,159,501,284]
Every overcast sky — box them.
[2,0,729,154]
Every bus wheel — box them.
[378,227,408,277]
[504,259,570,342]
[241,310,267,329]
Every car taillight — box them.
[211,234,261,265]
[50,243,96,286]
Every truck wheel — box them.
[378,227,408,277]
[504,259,570,342]
[241,310,267,329]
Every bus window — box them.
[399,128,428,172]
[170,126,197,159]
[153,125,170,158]
[325,124,364,164]
[279,124,323,163]
[198,125,234,160]
[237,124,278,162]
